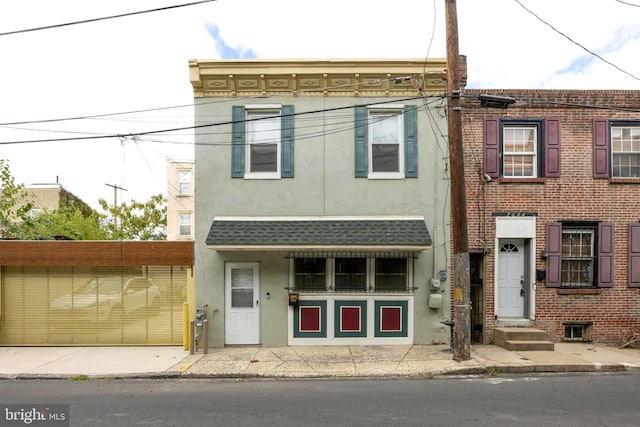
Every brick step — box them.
[499,340,555,351]
[495,327,549,342]
[494,327,555,351]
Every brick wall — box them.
[460,89,640,345]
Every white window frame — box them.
[177,170,192,195]
[368,106,404,179]
[611,125,640,178]
[502,125,538,178]
[245,105,281,179]
[178,213,192,237]
[561,228,595,288]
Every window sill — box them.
[609,178,640,184]
[499,178,546,184]
[556,288,602,295]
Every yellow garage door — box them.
[0,266,188,346]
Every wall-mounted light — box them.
[541,250,548,260]
[478,94,515,109]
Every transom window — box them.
[503,125,537,177]
[561,228,595,287]
[611,125,640,178]
[292,256,412,293]
[246,109,281,177]
[369,109,404,178]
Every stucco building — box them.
[190,59,453,347]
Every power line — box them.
[0,73,432,127]
[0,95,441,145]
[0,0,217,37]
[615,0,640,7]
[513,0,640,81]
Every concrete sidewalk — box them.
[1,343,639,379]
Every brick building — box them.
[461,89,640,345]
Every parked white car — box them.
[50,277,161,322]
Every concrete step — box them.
[494,327,555,351]
[499,339,555,351]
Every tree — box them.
[29,207,110,240]
[99,193,167,240]
[0,159,34,239]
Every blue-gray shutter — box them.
[354,106,368,177]
[546,222,562,287]
[281,105,294,178]
[629,223,640,288]
[404,105,418,178]
[231,106,245,178]
[598,223,614,287]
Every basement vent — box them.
[563,321,593,342]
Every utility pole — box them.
[445,0,471,361]
[105,183,127,236]
[105,183,127,208]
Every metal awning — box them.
[205,217,432,251]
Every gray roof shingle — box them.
[206,219,431,249]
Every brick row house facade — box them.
[461,89,640,345]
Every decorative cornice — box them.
[188,59,447,97]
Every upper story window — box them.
[354,105,418,179]
[291,256,412,293]
[503,125,537,177]
[246,110,280,177]
[179,213,192,237]
[594,119,640,179]
[178,170,192,195]
[369,110,404,178]
[484,117,561,179]
[231,105,294,179]
[611,125,640,178]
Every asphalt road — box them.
[0,373,638,426]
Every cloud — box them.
[206,23,257,59]
[549,24,640,86]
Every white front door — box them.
[225,262,260,344]
[497,239,524,318]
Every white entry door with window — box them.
[225,262,260,344]
[497,240,524,318]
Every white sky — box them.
[1,0,639,209]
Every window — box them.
[179,213,191,237]
[294,258,326,291]
[594,120,640,178]
[374,258,407,292]
[292,256,412,293]
[247,110,280,175]
[503,125,537,177]
[612,125,640,177]
[561,228,594,287]
[369,111,404,177]
[178,170,192,195]
[484,117,560,179]
[231,105,294,179]
[354,105,418,179]
[335,258,367,291]
[545,222,613,288]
